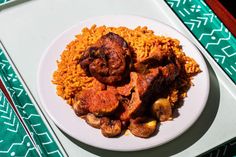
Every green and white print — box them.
[0,89,40,157]
[0,47,63,157]
[166,0,236,84]
[0,0,10,5]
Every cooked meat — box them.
[120,85,142,121]
[116,72,136,96]
[129,117,157,138]
[73,87,119,117]
[117,71,157,121]
[117,69,162,121]
[137,68,161,96]
[76,32,182,138]
[79,32,132,85]
[54,25,201,139]
[134,47,173,72]
[134,46,181,84]
[117,70,158,97]
[73,89,96,116]
[118,57,180,122]
[100,117,122,137]
[88,89,119,116]
[91,79,106,91]
[160,62,180,82]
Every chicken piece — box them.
[134,45,181,85]
[137,68,161,96]
[73,87,119,116]
[134,47,173,72]
[79,32,132,85]
[118,58,180,120]
[100,117,122,137]
[117,72,145,121]
[116,72,137,96]
[88,89,119,116]
[160,62,180,82]
[133,58,181,101]
[129,117,157,138]
[72,78,105,116]
[118,71,162,121]
[117,70,156,97]
[91,79,106,91]
[120,87,142,121]
[73,89,96,116]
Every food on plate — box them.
[151,98,172,122]
[79,32,132,85]
[85,113,101,129]
[52,25,201,138]
[100,117,122,137]
[129,117,157,138]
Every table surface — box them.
[0,0,236,156]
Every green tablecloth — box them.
[0,46,64,156]
[166,0,236,84]
[0,0,10,5]
[0,89,40,156]
[165,0,236,156]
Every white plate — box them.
[37,15,210,151]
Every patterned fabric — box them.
[0,0,10,5]
[165,0,236,84]
[0,89,40,157]
[165,0,236,156]
[0,46,63,157]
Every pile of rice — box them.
[52,25,200,106]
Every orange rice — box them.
[52,25,200,105]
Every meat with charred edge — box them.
[75,32,182,138]
[117,53,180,122]
[79,32,132,85]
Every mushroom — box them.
[152,98,172,122]
[85,113,101,128]
[100,117,122,137]
[129,117,157,138]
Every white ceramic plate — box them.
[37,15,210,151]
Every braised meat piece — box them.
[160,62,180,82]
[119,70,163,121]
[134,47,173,72]
[119,82,142,121]
[91,79,106,91]
[118,53,181,121]
[79,32,132,85]
[73,88,119,117]
[88,89,119,116]
[117,69,160,97]
[73,89,96,116]
[74,31,183,138]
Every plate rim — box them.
[37,14,210,151]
